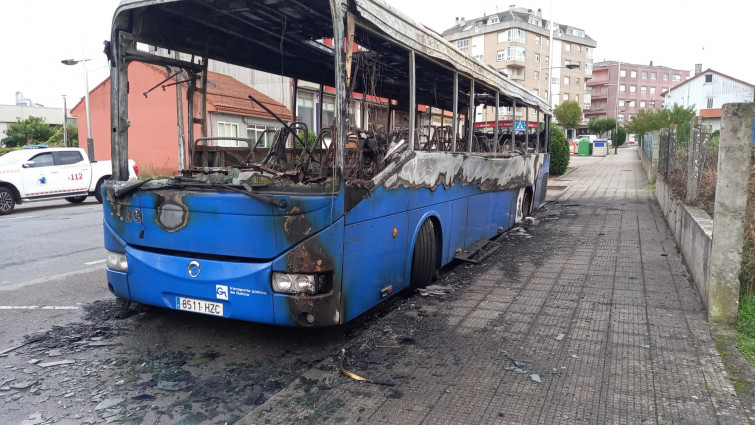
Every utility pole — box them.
[62,95,68,147]
[615,60,621,154]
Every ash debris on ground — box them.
[1,298,336,424]
[1,213,560,424]
[259,211,587,424]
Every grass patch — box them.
[736,293,755,365]
[648,182,656,190]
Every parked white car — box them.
[0,146,137,214]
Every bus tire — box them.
[410,219,436,289]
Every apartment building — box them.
[442,6,597,127]
[585,61,689,125]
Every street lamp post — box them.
[61,58,94,161]
[541,63,580,136]
[540,63,580,106]
[62,95,68,147]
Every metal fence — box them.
[643,133,654,161]
[656,121,716,214]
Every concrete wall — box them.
[656,178,714,307]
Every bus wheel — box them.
[410,220,436,289]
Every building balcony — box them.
[591,93,607,100]
[504,60,525,68]
[585,106,606,114]
[587,79,609,86]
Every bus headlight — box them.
[272,273,330,295]
[106,250,128,272]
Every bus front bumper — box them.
[106,246,341,327]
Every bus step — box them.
[455,239,501,264]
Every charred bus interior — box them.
[107,0,551,199]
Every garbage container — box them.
[569,140,577,156]
[578,140,591,156]
[593,140,608,156]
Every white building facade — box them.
[663,69,754,131]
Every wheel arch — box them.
[93,175,111,202]
[404,212,443,286]
[0,181,21,203]
[95,175,111,190]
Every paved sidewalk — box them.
[241,147,748,424]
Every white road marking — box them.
[85,259,106,265]
[0,306,80,310]
[0,215,35,221]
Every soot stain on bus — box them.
[283,205,313,241]
[282,231,341,326]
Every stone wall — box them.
[656,178,714,308]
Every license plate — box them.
[176,297,224,317]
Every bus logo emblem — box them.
[187,260,201,278]
[216,285,228,300]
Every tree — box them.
[553,101,583,135]
[625,103,695,147]
[46,124,79,147]
[549,126,569,175]
[626,109,658,143]
[611,126,627,147]
[588,117,617,139]
[667,103,696,147]
[1,116,56,147]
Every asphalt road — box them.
[0,198,107,287]
[0,198,111,350]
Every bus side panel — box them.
[533,154,550,208]
[342,212,409,322]
[465,190,517,247]
[441,201,455,266]
[345,184,481,226]
[447,197,468,264]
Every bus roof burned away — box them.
[108,0,550,198]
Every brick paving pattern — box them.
[241,147,748,424]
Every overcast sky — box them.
[1,0,753,110]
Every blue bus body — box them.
[104,0,553,326]
[104,152,546,326]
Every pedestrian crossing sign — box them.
[515,121,526,132]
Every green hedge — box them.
[549,127,569,175]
